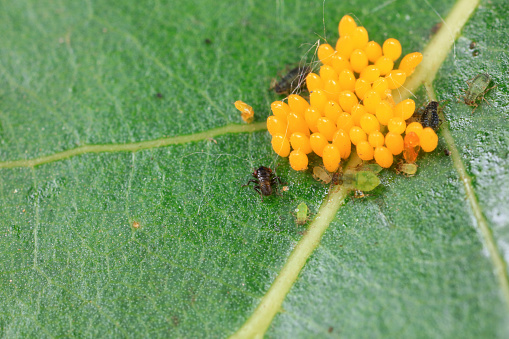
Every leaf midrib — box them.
[0,122,266,168]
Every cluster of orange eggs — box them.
[267,15,438,172]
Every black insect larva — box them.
[272,65,312,95]
[415,101,442,131]
[243,166,282,200]
[426,101,441,131]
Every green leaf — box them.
[1,0,508,338]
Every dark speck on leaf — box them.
[469,41,477,49]
[204,38,212,45]
[155,92,163,98]
[328,326,333,333]
[431,22,442,34]
[172,315,179,327]
[472,50,479,56]
[444,149,451,156]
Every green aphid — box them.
[462,73,496,113]
[313,166,332,184]
[294,202,310,225]
[341,170,380,192]
[397,162,418,177]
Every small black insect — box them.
[414,101,442,131]
[430,22,442,35]
[204,38,212,45]
[444,149,451,156]
[243,166,282,200]
[271,65,312,95]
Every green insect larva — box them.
[462,73,496,113]
[294,202,310,225]
[396,162,418,177]
[313,166,332,184]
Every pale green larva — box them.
[294,202,310,225]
